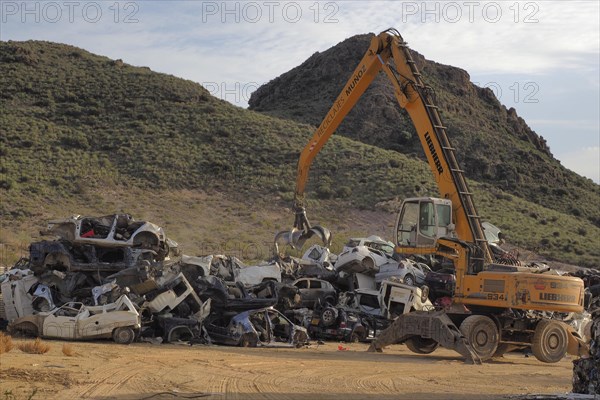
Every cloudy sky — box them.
[2,0,598,182]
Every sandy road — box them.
[0,339,575,400]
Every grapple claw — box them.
[274,226,331,252]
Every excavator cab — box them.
[395,197,455,248]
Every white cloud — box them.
[558,146,600,183]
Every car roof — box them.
[348,235,393,246]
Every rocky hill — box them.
[0,40,598,267]
[249,33,599,228]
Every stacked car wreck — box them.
[1,216,444,349]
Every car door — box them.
[43,303,80,339]
[294,279,311,307]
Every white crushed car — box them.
[8,294,141,344]
[43,214,176,258]
[335,236,397,275]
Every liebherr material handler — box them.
[277,29,587,363]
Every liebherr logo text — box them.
[345,65,367,97]
[539,293,576,303]
[424,132,443,174]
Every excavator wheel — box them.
[459,315,499,361]
[531,319,568,363]
[405,336,439,354]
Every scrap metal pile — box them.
[1,215,598,364]
[572,269,600,395]
[0,216,436,347]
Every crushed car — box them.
[8,294,140,344]
[29,240,156,274]
[374,259,430,287]
[204,307,309,347]
[182,255,281,286]
[194,275,279,312]
[335,236,396,275]
[338,280,433,320]
[42,214,176,259]
[292,278,337,309]
[424,267,456,301]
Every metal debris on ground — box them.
[572,293,600,395]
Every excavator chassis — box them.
[368,309,589,364]
[368,310,482,364]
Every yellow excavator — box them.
[277,28,587,363]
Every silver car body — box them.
[374,260,431,286]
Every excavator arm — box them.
[277,28,492,268]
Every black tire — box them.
[531,319,568,363]
[239,333,258,347]
[112,327,135,344]
[459,315,499,361]
[348,327,366,343]
[9,322,39,338]
[293,331,308,348]
[320,307,338,327]
[403,274,415,286]
[133,233,159,250]
[405,336,439,354]
[361,257,375,272]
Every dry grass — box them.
[18,338,51,354]
[62,343,75,357]
[0,332,14,354]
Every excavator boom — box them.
[278,29,491,268]
[276,28,585,362]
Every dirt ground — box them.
[0,338,577,400]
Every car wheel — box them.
[133,233,159,250]
[112,327,136,344]
[320,307,338,327]
[349,327,366,343]
[10,322,39,338]
[240,333,258,347]
[361,257,375,272]
[403,274,415,286]
[405,336,439,354]
[531,319,568,363]
[293,331,308,348]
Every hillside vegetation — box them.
[0,40,598,267]
[249,33,600,229]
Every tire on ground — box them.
[240,333,258,347]
[459,315,499,361]
[112,326,135,344]
[531,319,568,363]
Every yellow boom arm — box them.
[293,29,492,266]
